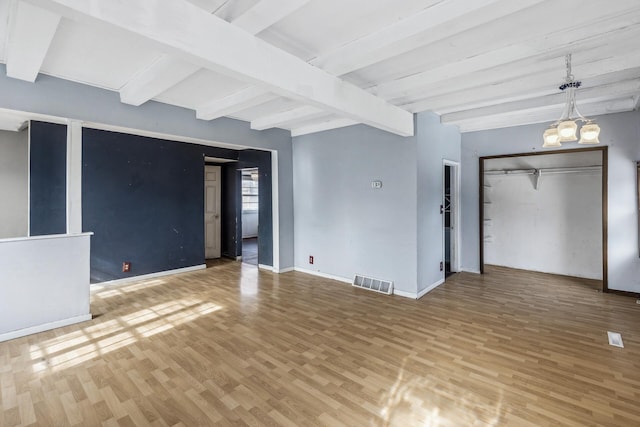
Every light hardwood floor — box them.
[1,262,639,426]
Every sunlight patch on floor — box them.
[379,358,504,426]
[30,298,223,373]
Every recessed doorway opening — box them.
[241,168,259,266]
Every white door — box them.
[205,166,221,259]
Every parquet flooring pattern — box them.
[1,262,639,426]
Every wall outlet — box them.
[122,262,131,273]
[309,255,314,264]
[439,261,443,271]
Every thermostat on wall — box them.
[371,180,383,189]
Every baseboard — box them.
[276,267,294,273]
[0,314,92,343]
[394,278,446,300]
[607,289,640,298]
[417,278,445,299]
[461,268,481,274]
[293,267,352,284]
[393,289,417,299]
[92,264,206,287]
[258,264,273,271]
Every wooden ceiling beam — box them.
[118,0,310,107]
[5,0,60,82]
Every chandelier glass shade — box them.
[542,54,600,148]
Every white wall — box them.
[416,112,461,292]
[242,211,258,238]
[293,124,418,294]
[0,233,92,342]
[484,170,602,279]
[0,128,28,238]
[461,110,640,292]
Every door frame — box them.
[443,159,461,274]
[204,165,222,259]
[478,146,608,292]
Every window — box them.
[242,169,259,212]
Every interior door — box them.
[204,166,221,259]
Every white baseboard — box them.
[92,264,206,288]
[461,268,481,274]
[258,264,273,271]
[393,289,417,299]
[0,314,92,343]
[417,278,445,299]
[293,267,352,284]
[394,278,446,300]
[276,267,294,273]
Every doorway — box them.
[443,160,460,277]
[479,147,607,291]
[204,165,221,259]
[240,168,259,265]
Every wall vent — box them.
[353,274,393,295]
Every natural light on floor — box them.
[30,294,223,373]
[90,278,168,299]
[379,358,503,426]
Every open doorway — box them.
[443,160,460,277]
[240,168,259,265]
[479,147,607,291]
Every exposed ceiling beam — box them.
[311,0,545,76]
[196,87,275,120]
[402,55,640,114]
[119,0,307,107]
[250,105,324,130]
[5,0,60,82]
[442,79,640,124]
[392,41,640,107]
[232,0,310,35]
[32,0,414,136]
[120,55,201,106]
[455,98,637,133]
[374,5,640,99]
[291,118,358,137]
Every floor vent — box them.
[607,331,624,348]
[353,275,393,295]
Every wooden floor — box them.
[1,263,639,426]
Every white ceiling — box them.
[1,0,639,136]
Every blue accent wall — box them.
[0,64,294,270]
[82,128,239,282]
[29,121,67,236]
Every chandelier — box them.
[542,54,600,147]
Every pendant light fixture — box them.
[542,54,600,148]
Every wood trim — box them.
[608,289,640,298]
[478,146,608,291]
[637,161,640,257]
[602,146,608,292]
[480,146,606,160]
[479,157,484,274]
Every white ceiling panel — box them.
[40,18,161,91]
[259,0,438,60]
[154,68,248,110]
[229,97,299,122]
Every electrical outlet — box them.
[122,262,131,273]
[439,261,443,271]
[309,255,314,265]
